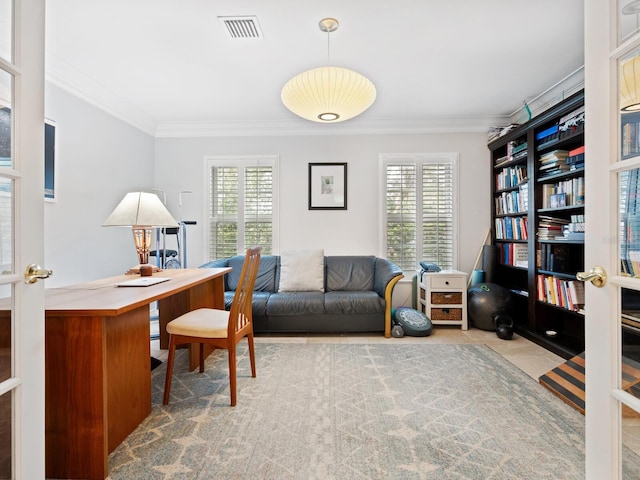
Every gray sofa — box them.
[201,254,404,337]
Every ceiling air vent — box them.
[219,16,263,39]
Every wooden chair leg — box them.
[163,335,177,405]
[228,345,237,406]
[199,343,205,373]
[248,332,257,378]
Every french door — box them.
[0,0,47,478]
[585,0,640,477]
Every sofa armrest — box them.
[200,258,231,290]
[374,258,404,338]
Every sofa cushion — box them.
[227,255,278,292]
[266,292,325,315]
[324,291,384,314]
[278,249,325,292]
[326,256,375,292]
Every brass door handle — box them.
[24,264,53,284]
[576,265,607,288]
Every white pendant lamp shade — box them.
[281,66,376,123]
[281,18,376,123]
[621,54,640,111]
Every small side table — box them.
[417,269,468,330]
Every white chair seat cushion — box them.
[166,308,229,338]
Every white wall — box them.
[154,132,490,307]
[44,83,155,286]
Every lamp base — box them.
[126,264,163,275]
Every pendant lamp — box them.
[281,18,376,123]
[621,54,640,112]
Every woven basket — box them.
[431,292,462,304]
[430,308,462,321]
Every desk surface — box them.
[45,267,230,316]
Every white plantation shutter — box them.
[382,154,458,272]
[422,160,454,269]
[244,165,273,251]
[208,156,278,259]
[385,164,417,270]
[210,166,239,258]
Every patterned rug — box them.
[107,343,639,479]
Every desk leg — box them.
[45,306,151,480]
[158,275,225,371]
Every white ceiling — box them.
[44,0,585,136]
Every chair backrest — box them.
[228,246,262,339]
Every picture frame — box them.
[308,162,347,210]
[44,119,56,201]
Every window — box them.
[206,156,279,259]
[381,153,458,272]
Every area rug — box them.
[107,343,639,480]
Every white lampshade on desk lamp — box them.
[103,192,179,273]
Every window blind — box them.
[208,157,277,260]
[383,154,457,272]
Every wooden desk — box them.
[43,268,230,480]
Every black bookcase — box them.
[488,90,585,359]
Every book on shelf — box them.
[537,274,585,311]
[499,242,528,267]
[496,165,527,190]
[541,177,584,208]
[495,216,528,240]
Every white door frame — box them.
[11,0,46,478]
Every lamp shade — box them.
[281,66,376,123]
[103,192,178,227]
[621,54,640,111]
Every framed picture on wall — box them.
[308,162,347,210]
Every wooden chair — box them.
[163,246,262,406]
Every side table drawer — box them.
[431,292,462,304]
[428,276,465,289]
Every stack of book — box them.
[558,105,585,133]
[560,214,585,241]
[508,141,528,161]
[567,145,585,170]
[539,150,570,178]
[537,215,570,240]
[536,125,559,148]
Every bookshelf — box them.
[488,90,585,358]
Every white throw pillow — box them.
[278,249,325,292]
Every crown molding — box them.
[45,52,157,136]
[154,115,510,138]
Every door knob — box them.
[24,264,53,284]
[576,265,607,288]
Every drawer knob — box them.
[445,281,449,285]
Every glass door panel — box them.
[621,0,640,43]
[0,0,10,62]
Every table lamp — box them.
[103,191,179,273]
